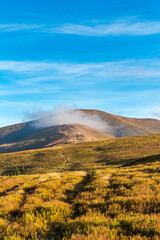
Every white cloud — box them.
[52,21,160,36]
[0,24,43,32]
[28,104,110,132]
[0,59,160,102]
[1,59,160,84]
[1,18,160,36]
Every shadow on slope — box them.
[122,154,160,167]
[0,122,37,144]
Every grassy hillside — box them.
[0,133,160,176]
[0,133,160,239]
[1,161,160,239]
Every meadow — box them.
[0,161,160,239]
[0,134,160,239]
[0,134,160,176]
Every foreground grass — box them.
[0,159,160,239]
[0,134,160,175]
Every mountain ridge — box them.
[0,109,160,153]
[0,123,112,153]
[81,109,160,136]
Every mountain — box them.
[0,109,160,153]
[0,123,112,153]
[81,109,160,137]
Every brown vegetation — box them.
[0,162,160,239]
[0,133,159,175]
[0,133,160,239]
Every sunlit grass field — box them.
[0,134,160,239]
[0,161,160,239]
[0,134,160,175]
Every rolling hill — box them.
[82,109,160,137]
[0,133,160,176]
[0,109,160,153]
[0,123,112,153]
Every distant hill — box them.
[0,109,160,153]
[81,109,160,137]
[0,123,112,153]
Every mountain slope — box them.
[0,109,160,153]
[81,109,160,137]
[0,133,160,175]
[0,123,112,153]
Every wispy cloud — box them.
[0,24,43,32]
[1,18,160,36]
[0,59,159,103]
[52,20,160,36]
[1,59,160,85]
[0,88,42,95]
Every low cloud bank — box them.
[27,105,109,132]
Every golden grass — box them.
[0,134,160,239]
[0,133,160,175]
[0,160,160,239]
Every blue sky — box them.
[0,0,160,127]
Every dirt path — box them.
[60,149,69,170]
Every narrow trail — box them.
[9,184,37,219]
[65,173,88,204]
[7,173,62,220]
[60,149,69,170]
[64,171,99,219]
